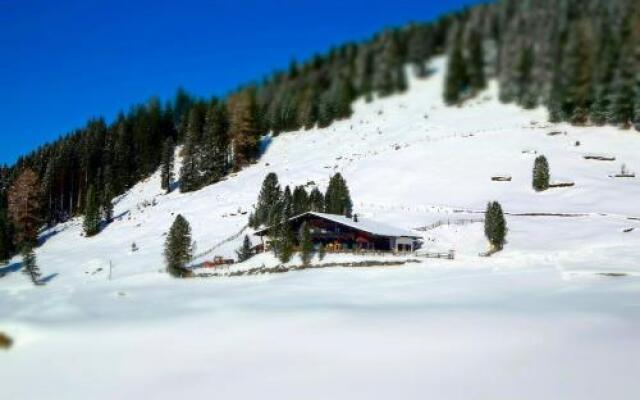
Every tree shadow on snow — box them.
[0,262,23,279]
[39,273,59,284]
[259,135,273,156]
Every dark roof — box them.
[255,212,421,239]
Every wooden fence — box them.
[414,218,484,232]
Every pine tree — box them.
[161,137,175,193]
[484,201,507,251]
[292,185,309,216]
[444,35,468,105]
[308,187,325,212]
[8,168,42,247]
[236,234,253,262]
[299,221,313,266]
[516,47,536,109]
[164,214,193,277]
[180,106,205,192]
[254,173,281,227]
[324,173,353,217]
[0,212,12,263]
[22,245,41,285]
[83,185,101,237]
[102,183,114,224]
[532,155,550,192]
[201,101,230,184]
[467,31,486,92]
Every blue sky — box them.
[1,0,481,165]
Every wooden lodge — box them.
[255,212,422,253]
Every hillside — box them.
[2,58,640,399]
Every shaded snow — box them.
[2,58,640,399]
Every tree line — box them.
[0,16,453,263]
[444,0,640,130]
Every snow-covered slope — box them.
[2,58,640,400]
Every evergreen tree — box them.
[201,101,230,184]
[83,185,101,237]
[22,245,41,285]
[180,106,205,192]
[102,183,114,224]
[444,34,468,105]
[324,173,353,217]
[467,31,486,91]
[236,234,253,262]
[308,187,325,212]
[299,221,313,266]
[8,168,41,247]
[0,212,13,263]
[608,47,636,128]
[160,137,175,193]
[407,25,432,78]
[254,173,281,227]
[484,201,507,251]
[532,155,550,192]
[292,185,309,216]
[516,47,536,109]
[164,214,193,277]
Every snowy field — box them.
[2,58,640,399]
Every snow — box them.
[2,57,640,399]
[256,211,421,238]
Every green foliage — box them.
[308,187,325,212]
[83,185,101,237]
[0,212,13,263]
[444,34,468,105]
[161,137,175,193]
[484,201,507,250]
[299,222,313,266]
[164,215,193,277]
[102,183,114,224]
[292,186,310,216]
[532,155,550,192]
[324,173,353,217]
[252,173,282,228]
[236,235,253,262]
[467,31,486,92]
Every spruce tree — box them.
[444,35,468,105]
[236,234,253,262]
[467,31,486,92]
[324,173,353,217]
[308,187,325,212]
[0,212,12,263]
[161,137,175,193]
[254,173,281,227]
[22,245,41,285]
[83,185,101,237]
[292,185,309,216]
[102,183,114,224]
[299,221,313,266]
[532,155,550,192]
[484,201,507,251]
[164,214,193,277]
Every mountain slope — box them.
[2,58,640,400]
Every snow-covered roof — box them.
[256,212,420,238]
